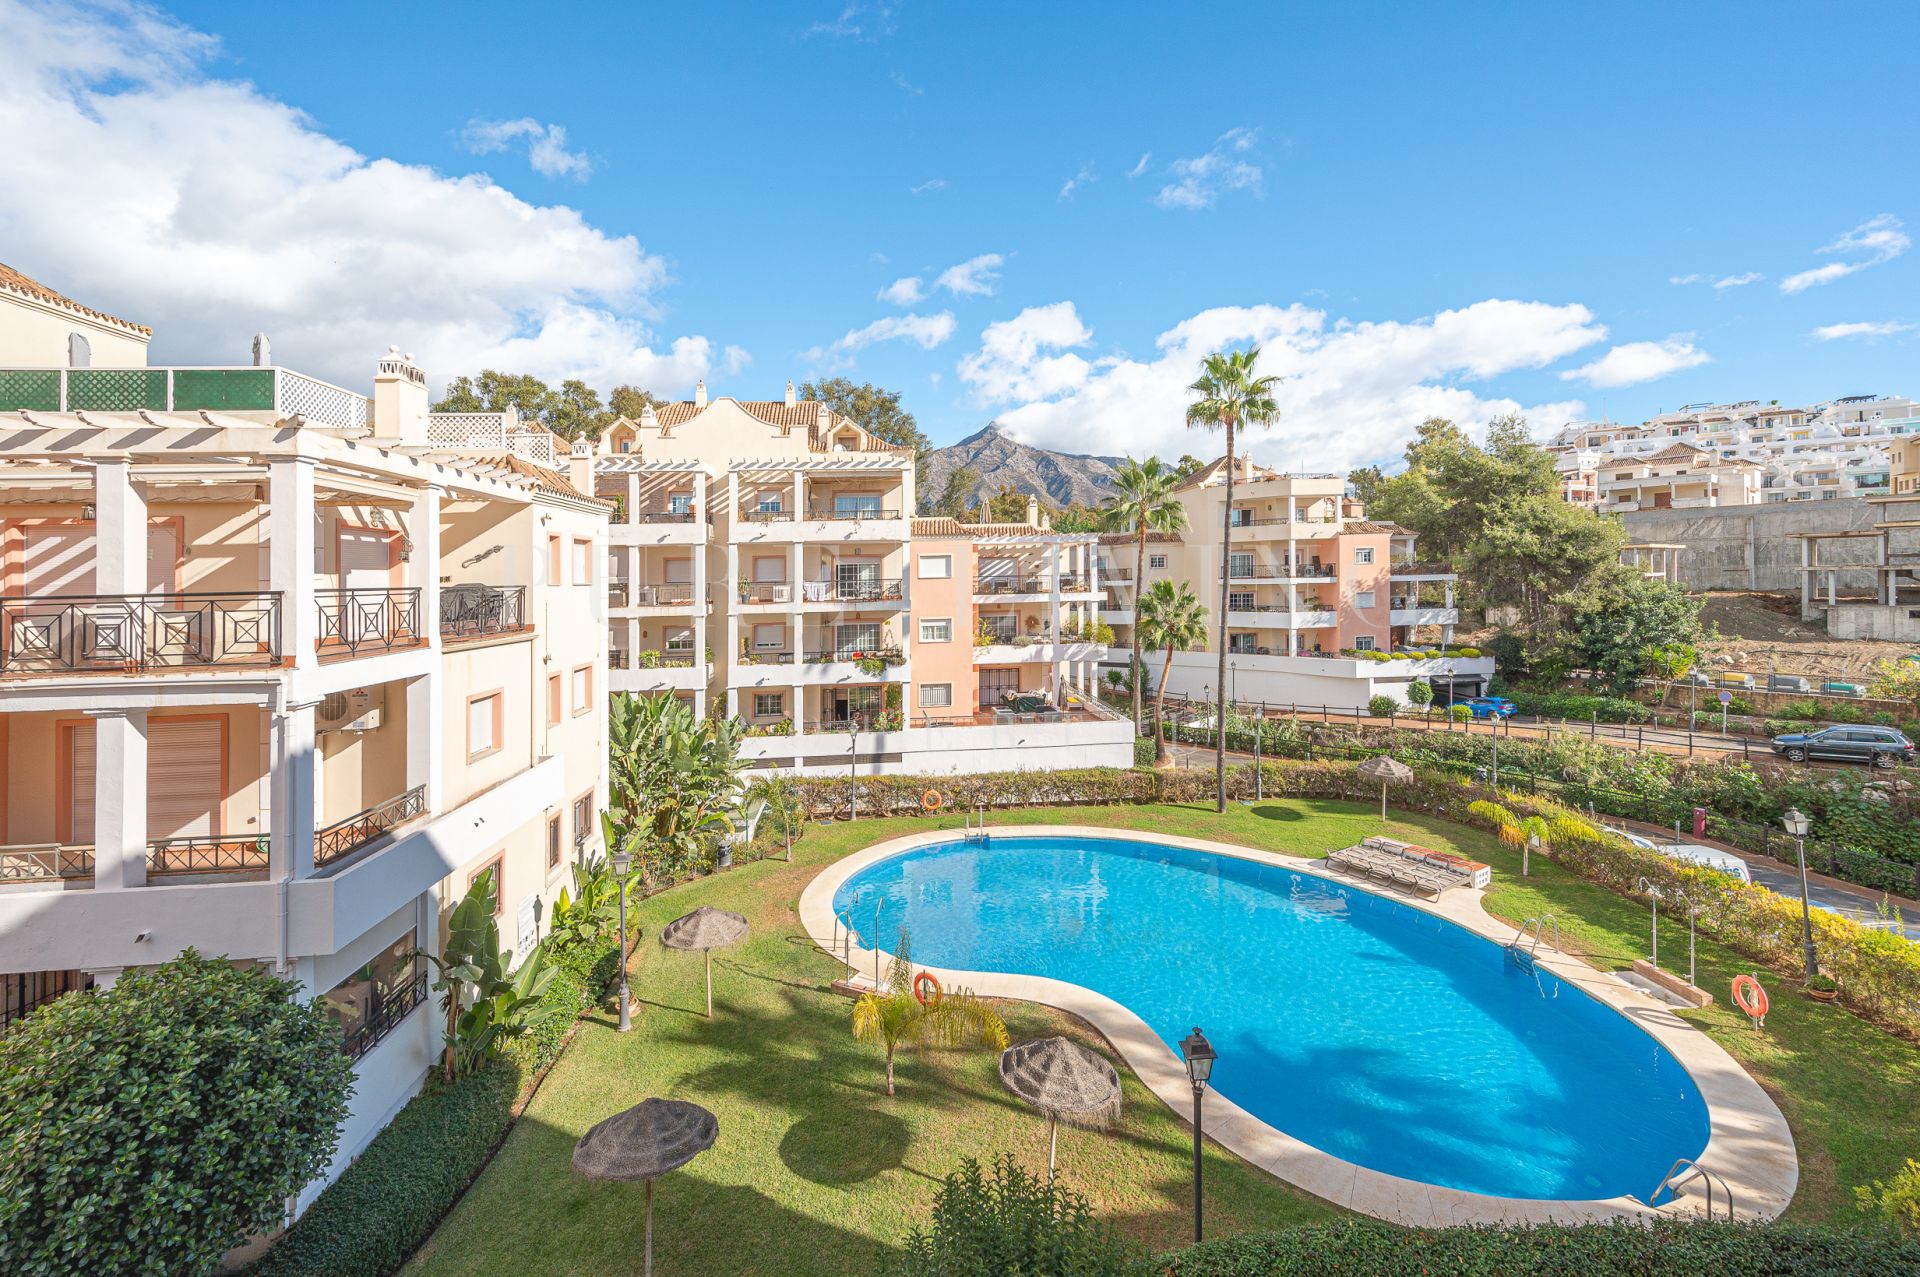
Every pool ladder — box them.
[1647,1158,1735,1220]
[962,805,990,844]
[1507,915,1560,965]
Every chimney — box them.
[785,379,796,406]
[251,333,272,367]
[1242,452,1254,480]
[1025,494,1039,527]
[568,437,594,499]
[370,346,429,444]
[694,379,708,409]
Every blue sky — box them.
[7,1,1919,471]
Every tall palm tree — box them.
[1096,457,1191,734]
[852,931,1009,1097]
[1137,579,1209,765]
[1186,348,1281,812]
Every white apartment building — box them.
[582,392,1134,775]
[1551,394,1917,510]
[0,269,608,1207]
[1097,457,1491,709]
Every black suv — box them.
[1770,725,1917,768]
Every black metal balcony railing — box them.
[738,649,796,665]
[630,509,698,524]
[316,588,420,655]
[0,844,94,882]
[1232,513,1342,527]
[0,592,283,675]
[972,575,1090,595]
[314,785,427,868]
[340,969,429,1062]
[147,835,270,875]
[803,646,905,665]
[440,584,527,640]
[739,507,794,523]
[612,582,704,607]
[805,506,900,521]
[1222,563,1335,580]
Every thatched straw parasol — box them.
[573,1098,718,1277]
[659,905,750,1018]
[997,1036,1122,1184]
[1357,754,1414,821]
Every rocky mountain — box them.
[921,424,1125,512]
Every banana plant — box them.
[425,868,558,1080]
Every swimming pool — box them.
[832,833,1713,1204]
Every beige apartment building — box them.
[0,269,608,1207]
[1097,456,1489,708]
[586,392,1132,775]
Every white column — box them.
[89,708,148,890]
[693,472,709,670]
[270,703,319,882]
[1048,542,1064,703]
[411,484,442,648]
[626,472,639,524]
[405,673,441,813]
[93,459,145,595]
[793,469,806,520]
[1800,538,1811,615]
[269,458,319,664]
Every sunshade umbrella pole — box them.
[1048,1114,1058,1186]
[1380,779,1388,822]
[658,906,749,1019]
[704,950,713,1018]
[644,1178,654,1277]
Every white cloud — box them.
[958,298,1605,474]
[1811,320,1915,341]
[1780,214,1910,293]
[1559,337,1709,388]
[1058,162,1097,201]
[806,2,896,39]
[935,253,1004,296]
[804,311,956,369]
[1713,271,1763,289]
[888,70,921,96]
[0,0,725,397]
[1126,152,1151,179]
[460,117,591,180]
[1668,273,1704,285]
[910,178,947,195]
[877,276,925,305]
[1155,128,1262,210]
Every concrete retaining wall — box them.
[1620,499,1881,592]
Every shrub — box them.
[1366,694,1396,718]
[1157,1219,1920,1276]
[892,1154,1140,1276]
[1455,645,1482,657]
[1777,698,1823,722]
[1,953,352,1277]
[249,1061,522,1277]
[1133,735,1157,768]
[1505,690,1652,724]
[1857,1158,1920,1238]
[1449,703,1472,722]
[1407,679,1433,710]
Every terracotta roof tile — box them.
[0,262,151,336]
[461,453,605,504]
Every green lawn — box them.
[405,800,1920,1276]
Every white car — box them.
[1621,831,1753,883]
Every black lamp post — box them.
[532,894,544,945]
[1781,807,1819,981]
[611,848,634,1032]
[1179,1026,1216,1244]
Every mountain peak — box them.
[922,424,1123,511]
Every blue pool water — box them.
[833,835,1711,1202]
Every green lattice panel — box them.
[66,368,169,411]
[0,369,62,411]
[171,369,274,412]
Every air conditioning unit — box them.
[771,584,793,603]
[317,686,385,734]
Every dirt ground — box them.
[1697,591,1914,679]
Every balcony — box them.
[1389,604,1458,627]
[608,582,707,609]
[1225,608,1338,629]
[972,574,1096,598]
[440,584,528,642]
[0,835,272,884]
[732,507,909,544]
[737,579,906,608]
[316,588,422,658]
[1223,563,1336,581]
[0,592,283,677]
[313,786,427,870]
[0,366,370,427]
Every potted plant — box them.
[1807,973,1839,1003]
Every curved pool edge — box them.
[798,824,1798,1228]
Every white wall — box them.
[740,718,1135,777]
[1130,650,1495,710]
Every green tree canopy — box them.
[799,378,930,489]
[434,371,664,441]
[1566,573,1705,692]
[0,952,352,1276]
[928,465,979,519]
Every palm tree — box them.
[1137,579,1209,765]
[1096,457,1191,735]
[1186,348,1281,812]
[851,931,1009,1097]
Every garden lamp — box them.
[611,848,634,1032]
[1179,1027,1216,1243]
[1779,808,1819,981]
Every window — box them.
[667,491,693,515]
[1355,635,1376,651]
[1229,591,1255,611]
[836,559,881,598]
[547,674,562,727]
[571,665,592,716]
[756,490,784,513]
[1148,554,1167,570]
[835,493,882,517]
[546,534,563,586]
[1354,547,1375,565]
[1356,590,1376,609]
[572,792,594,850]
[573,538,593,585]
[467,691,503,761]
[754,692,784,717]
[920,618,953,643]
[547,814,562,870]
[836,622,881,656]
[618,439,633,454]
[919,683,953,708]
[1229,507,1251,527]
[918,554,952,579]
[752,623,786,651]
[470,854,504,915]
[322,931,423,1061]
[1229,552,1254,578]
[664,626,694,654]
[752,555,787,583]
[1228,632,1256,654]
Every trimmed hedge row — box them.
[1153,1220,1920,1276]
[1505,689,1654,724]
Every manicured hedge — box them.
[1153,1220,1920,1276]
[1505,689,1654,724]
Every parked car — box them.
[1770,725,1917,768]
[1766,674,1811,694]
[1619,831,1754,882]
[1822,681,1865,697]
[1461,696,1517,719]
[1716,672,1757,691]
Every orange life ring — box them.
[912,971,943,1005]
[1732,974,1769,1022]
[922,789,944,812]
